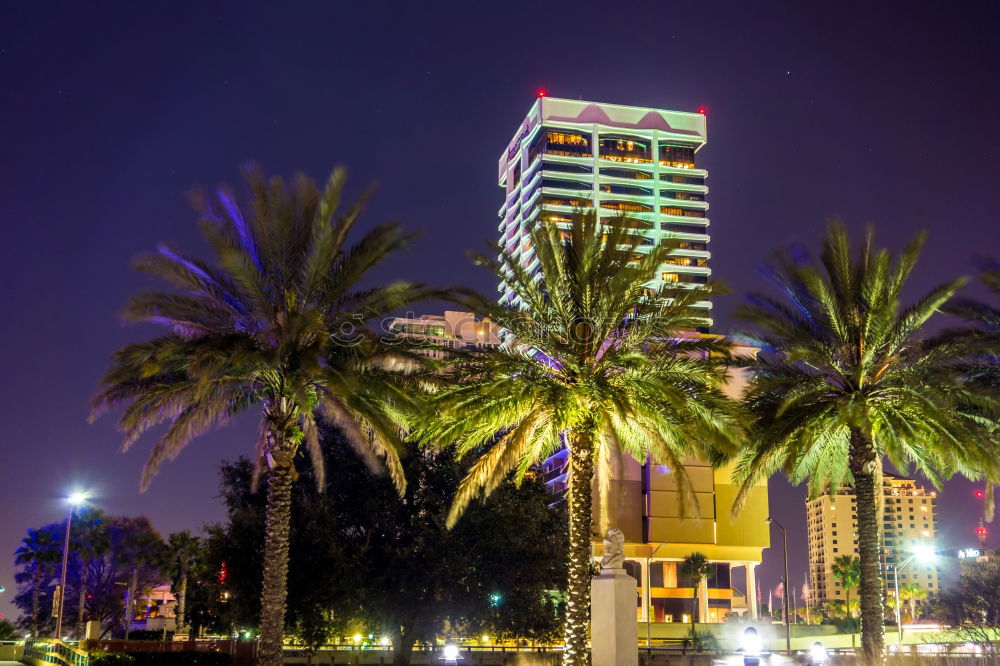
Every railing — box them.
[22,639,89,666]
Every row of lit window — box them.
[541,177,707,202]
[535,131,698,167]
[663,256,709,267]
[662,272,709,284]
[662,207,705,217]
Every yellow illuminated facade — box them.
[543,353,771,624]
[806,475,939,607]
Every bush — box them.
[90,652,232,666]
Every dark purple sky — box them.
[2,1,999,619]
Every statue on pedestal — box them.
[600,528,626,570]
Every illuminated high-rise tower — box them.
[496,97,770,627]
[497,95,712,327]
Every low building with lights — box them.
[387,311,500,360]
[806,475,939,608]
[957,547,1000,575]
[127,584,177,633]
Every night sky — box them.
[3,1,999,621]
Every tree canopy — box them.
[200,423,567,666]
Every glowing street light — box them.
[441,643,462,664]
[54,491,89,640]
[891,545,938,645]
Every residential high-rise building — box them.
[806,475,939,608]
[497,95,712,327]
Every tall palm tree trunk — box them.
[177,574,188,632]
[30,565,41,637]
[563,432,594,666]
[257,460,295,666]
[77,562,89,639]
[851,429,884,664]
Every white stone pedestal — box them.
[591,567,638,666]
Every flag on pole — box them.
[775,581,784,599]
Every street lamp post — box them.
[55,492,88,640]
[766,517,791,656]
[646,542,668,652]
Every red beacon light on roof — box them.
[536,88,547,98]
[697,106,708,115]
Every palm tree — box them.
[72,508,109,640]
[679,552,713,624]
[831,554,860,628]
[731,222,997,663]
[414,212,743,666]
[898,582,926,623]
[91,166,428,665]
[14,527,60,637]
[167,531,201,633]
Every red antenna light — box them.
[697,106,708,115]
[976,490,985,499]
[536,88,547,98]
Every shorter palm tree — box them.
[167,531,201,632]
[831,555,860,618]
[679,553,713,624]
[899,582,926,623]
[72,509,109,640]
[15,527,60,637]
[832,554,860,646]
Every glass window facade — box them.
[543,130,591,157]
[599,183,653,196]
[542,195,593,208]
[542,160,593,174]
[659,144,696,168]
[600,167,653,180]
[661,190,704,201]
[542,178,592,191]
[601,200,653,213]
[660,173,705,185]
[598,135,652,163]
